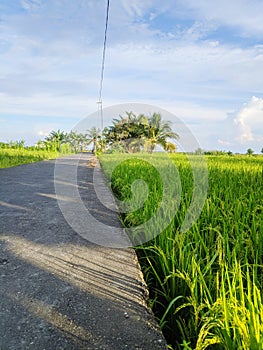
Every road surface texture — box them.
[0,154,167,350]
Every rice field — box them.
[99,153,263,350]
[0,147,59,168]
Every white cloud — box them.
[218,139,233,146]
[234,96,263,143]
[20,0,43,12]
[177,0,263,37]
[37,130,49,136]
[119,0,150,17]
[102,42,263,106]
[0,93,94,118]
[2,32,262,113]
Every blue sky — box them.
[0,0,263,152]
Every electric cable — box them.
[98,0,110,131]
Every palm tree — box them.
[164,142,177,153]
[104,112,146,152]
[144,113,179,153]
[102,111,179,153]
[78,133,89,151]
[86,127,101,153]
[45,129,66,151]
[66,131,79,152]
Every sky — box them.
[0,0,263,153]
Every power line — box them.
[98,0,110,131]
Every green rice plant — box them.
[0,147,59,168]
[100,153,263,349]
[204,261,263,350]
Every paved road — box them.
[0,154,167,350]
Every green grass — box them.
[0,147,59,168]
[99,153,263,349]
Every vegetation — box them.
[99,153,263,350]
[0,111,178,168]
[2,111,263,348]
[43,129,90,153]
[0,129,89,168]
[0,146,59,168]
[103,111,178,153]
[86,127,105,154]
[246,148,254,156]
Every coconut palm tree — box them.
[45,129,66,151]
[86,127,101,153]
[104,112,145,152]
[103,112,179,153]
[144,113,179,153]
[164,142,177,153]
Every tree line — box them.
[2,111,262,155]
[89,111,179,154]
[34,111,179,154]
[0,112,178,154]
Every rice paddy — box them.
[0,141,74,169]
[99,153,263,350]
[0,147,60,168]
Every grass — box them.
[99,153,263,349]
[0,148,58,168]
[0,143,73,169]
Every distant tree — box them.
[35,140,46,149]
[86,127,101,153]
[45,129,66,151]
[17,140,25,149]
[7,140,25,149]
[261,147,263,154]
[246,148,254,156]
[104,112,145,148]
[143,113,179,153]
[104,112,179,153]
[195,147,204,155]
[66,131,88,152]
[0,142,8,149]
[66,131,79,152]
[78,133,89,151]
